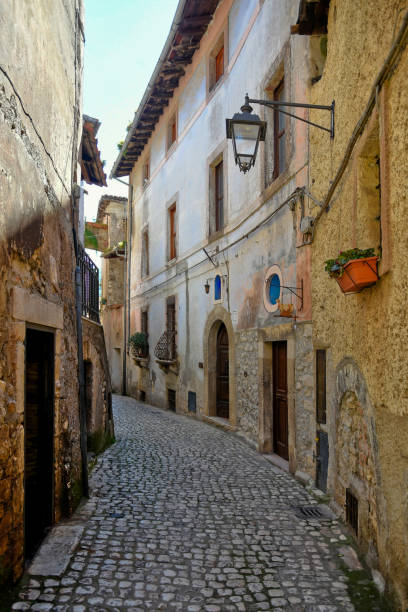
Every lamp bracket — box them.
[247,96,335,138]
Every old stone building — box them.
[86,195,128,394]
[111,1,322,481]
[109,0,408,607]
[0,0,111,585]
[298,1,408,607]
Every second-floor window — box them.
[141,229,149,277]
[215,160,224,232]
[273,79,286,178]
[168,203,177,260]
[166,296,176,357]
[209,34,225,91]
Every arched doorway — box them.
[216,323,229,419]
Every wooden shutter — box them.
[215,161,223,231]
[215,46,224,83]
[169,205,176,260]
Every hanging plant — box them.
[129,332,149,358]
[325,248,379,293]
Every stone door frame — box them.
[203,306,236,427]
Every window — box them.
[141,229,149,277]
[215,46,224,83]
[263,265,282,313]
[214,275,222,301]
[356,117,381,254]
[142,158,150,186]
[141,309,148,337]
[209,34,225,91]
[215,161,224,232]
[188,391,196,413]
[209,157,224,237]
[167,114,177,150]
[168,204,177,261]
[316,350,327,424]
[166,296,176,358]
[273,79,286,178]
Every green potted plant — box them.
[129,332,149,359]
[325,248,379,293]
[100,297,107,306]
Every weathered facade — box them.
[0,0,112,585]
[112,1,321,482]
[0,0,85,580]
[303,1,408,607]
[110,0,408,607]
[86,195,127,394]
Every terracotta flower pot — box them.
[336,256,378,293]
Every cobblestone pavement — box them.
[10,395,387,611]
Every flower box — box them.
[336,256,379,293]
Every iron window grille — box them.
[78,243,100,323]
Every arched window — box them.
[214,275,222,301]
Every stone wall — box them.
[294,323,315,475]
[235,329,259,444]
[0,0,84,583]
[82,318,114,453]
[309,1,408,605]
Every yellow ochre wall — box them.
[308,1,408,608]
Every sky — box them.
[82,0,179,223]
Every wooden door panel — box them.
[273,341,288,459]
[216,324,229,419]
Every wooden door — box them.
[216,324,229,419]
[24,328,54,560]
[273,341,288,459]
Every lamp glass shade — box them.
[232,122,262,158]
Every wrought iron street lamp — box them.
[226,97,266,173]
[226,94,335,173]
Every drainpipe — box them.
[72,223,89,498]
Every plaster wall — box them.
[308,1,408,606]
[0,0,84,583]
[127,0,313,480]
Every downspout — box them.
[122,239,127,396]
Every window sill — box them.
[207,73,226,101]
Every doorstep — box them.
[202,415,235,432]
[264,453,289,472]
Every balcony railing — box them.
[78,243,100,323]
[154,330,176,362]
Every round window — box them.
[263,265,282,313]
[269,274,281,305]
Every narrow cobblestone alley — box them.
[9,395,388,612]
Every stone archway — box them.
[203,306,236,426]
[329,358,384,567]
